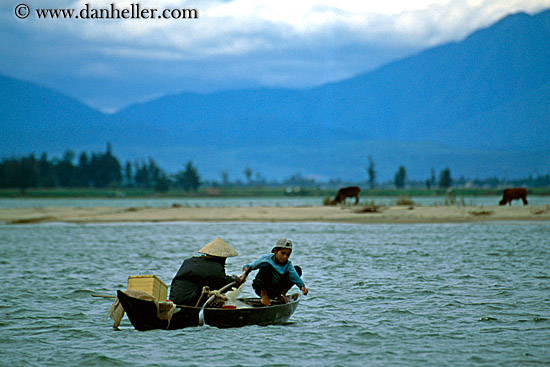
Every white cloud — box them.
[20,0,547,53]
[46,0,548,56]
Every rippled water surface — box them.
[2,195,550,209]
[1,221,549,366]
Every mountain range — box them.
[2,10,549,182]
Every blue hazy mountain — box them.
[2,10,549,181]
[1,75,112,154]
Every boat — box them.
[116,290,301,331]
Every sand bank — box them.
[1,205,549,224]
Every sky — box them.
[1,0,549,112]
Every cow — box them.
[499,188,528,206]
[331,186,361,205]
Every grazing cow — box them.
[331,186,361,205]
[499,188,528,206]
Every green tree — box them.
[243,166,253,186]
[56,150,77,187]
[38,152,56,188]
[77,152,90,187]
[221,171,229,187]
[101,143,122,187]
[366,155,376,189]
[147,158,161,187]
[90,144,122,187]
[154,173,171,192]
[439,168,452,189]
[124,160,133,187]
[394,165,407,189]
[176,161,201,191]
[0,158,19,188]
[19,154,39,193]
[134,160,149,188]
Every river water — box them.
[1,220,549,366]
[2,195,550,209]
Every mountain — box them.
[2,10,549,181]
[0,75,112,155]
[314,10,550,150]
[112,10,550,149]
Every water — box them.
[0,196,325,209]
[1,195,549,209]
[1,220,549,366]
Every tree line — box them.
[365,157,549,189]
[2,146,549,192]
[0,144,200,193]
[365,156,452,190]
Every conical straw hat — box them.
[198,237,238,257]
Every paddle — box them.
[198,268,251,326]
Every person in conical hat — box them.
[169,238,240,306]
[242,238,308,306]
[198,237,238,257]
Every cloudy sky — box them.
[2,0,549,112]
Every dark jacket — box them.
[169,256,236,305]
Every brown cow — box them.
[331,186,361,205]
[499,188,528,206]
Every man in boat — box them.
[169,237,241,306]
[242,238,308,306]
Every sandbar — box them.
[1,205,549,224]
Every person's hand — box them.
[235,275,245,286]
[301,286,308,295]
[236,268,249,286]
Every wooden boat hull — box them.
[116,290,300,331]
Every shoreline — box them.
[1,205,549,225]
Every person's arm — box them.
[287,263,305,289]
[235,266,252,286]
[242,254,267,272]
[287,264,308,295]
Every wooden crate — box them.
[127,275,168,301]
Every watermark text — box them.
[15,3,199,20]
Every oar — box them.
[198,268,251,326]
[92,294,117,298]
